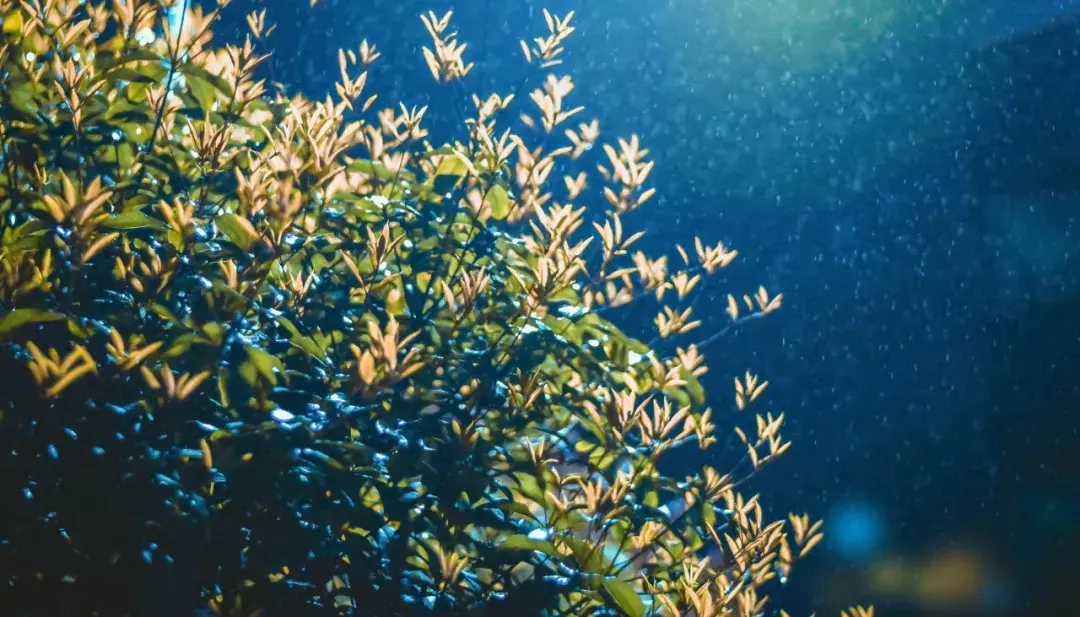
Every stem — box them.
[691,310,765,351]
[130,0,189,198]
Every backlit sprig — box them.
[139,363,211,402]
[25,341,97,397]
[523,74,584,133]
[520,9,575,68]
[420,10,474,83]
[105,327,163,372]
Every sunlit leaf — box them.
[2,10,23,36]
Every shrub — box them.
[0,1,871,616]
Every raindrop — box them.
[527,527,551,541]
[271,408,295,423]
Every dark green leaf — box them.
[603,578,644,617]
[106,67,158,84]
[562,537,607,574]
[511,472,546,503]
[202,322,226,345]
[433,174,461,195]
[346,159,391,180]
[162,333,208,359]
[486,184,511,220]
[110,109,154,124]
[103,209,168,230]
[0,309,65,338]
[148,302,181,325]
[181,63,234,98]
[216,213,258,251]
[498,534,558,557]
[682,368,706,406]
[99,49,163,71]
[185,72,217,115]
[423,145,455,158]
[244,344,282,385]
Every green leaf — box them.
[562,537,607,574]
[275,315,303,339]
[99,49,163,71]
[682,368,706,406]
[346,158,391,180]
[217,366,230,408]
[210,279,246,302]
[106,67,158,84]
[486,184,512,220]
[181,63,234,98]
[244,344,282,386]
[165,229,184,252]
[423,145,456,158]
[202,322,226,345]
[216,213,258,251]
[1,220,48,252]
[103,209,169,231]
[0,309,65,338]
[109,108,154,124]
[498,500,535,518]
[8,83,38,114]
[498,534,558,557]
[3,10,24,36]
[643,490,659,508]
[162,332,208,359]
[148,302,181,325]
[435,153,468,177]
[603,578,644,617]
[116,142,135,169]
[702,500,717,527]
[511,471,546,503]
[665,384,691,409]
[275,316,325,359]
[385,279,407,316]
[432,153,468,194]
[185,72,217,114]
[66,318,91,339]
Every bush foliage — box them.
[0,1,870,616]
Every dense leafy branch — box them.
[0,2,872,617]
